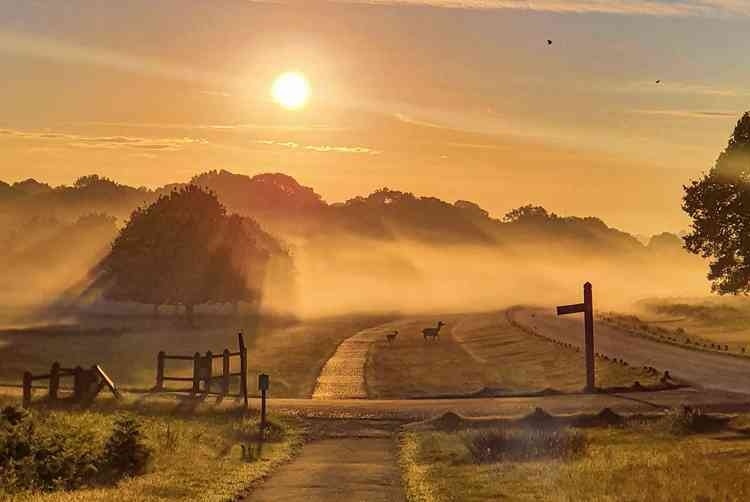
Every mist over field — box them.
[0,170,710,324]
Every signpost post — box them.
[258,374,269,433]
[557,282,595,392]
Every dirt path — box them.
[311,328,381,399]
[246,421,405,502]
[312,323,404,399]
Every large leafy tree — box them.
[683,112,750,294]
[102,185,273,323]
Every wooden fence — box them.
[154,332,248,405]
[23,363,120,408]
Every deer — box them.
[386,330,399,344]
[423,321,445,341]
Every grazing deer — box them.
[386,330,399,344]
[423,321,445,341]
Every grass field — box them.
[400,411,750,502]
[0,392,302,502]
[630,298,750,345]
[0,314,390,398]
[366,312,659,399]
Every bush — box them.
[102,414,153,478]
[461,427,587,464]
[0,406,101,493]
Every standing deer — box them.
[386,330,399,344]
[423,321,445,341]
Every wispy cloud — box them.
[618,80,747,97]
[72,121,344,132]
[256,139,382,155]
[250,0,750,17]
[630,109,741,119]
[0,129,208,151]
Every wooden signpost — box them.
[557,282,595,392]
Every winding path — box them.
[512,307,750,394]
[312,326,390,399]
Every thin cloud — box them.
[72,121,344,132]
[250,0,750,17]
[631,109,741,119]
[0,129,208,151]
[618,80,746,97]
[255,139,381,155]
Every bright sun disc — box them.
[272,72,310,110]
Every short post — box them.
[258,374,269,432]
[49,362,60,401]
[222,349,230,395]
[192,352,201,395]
[22,371,32,408]
[204,351,213,394]
[156,351,165,391]
[238,332,248,408]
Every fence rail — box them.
[22,363,120,408]
[154,332,248,403]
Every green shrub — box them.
[102,414,153,479]
[0,406,102,493]
[461,427,587,464]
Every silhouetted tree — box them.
[102,185,272,324]
[683,112,750,294]
[503,205,552,223]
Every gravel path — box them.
[312,326,393,399]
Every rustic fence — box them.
[23,363,120,408]
[154,332,248,405]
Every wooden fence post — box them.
[156,351,165,391]
[73,366,84,402]
[222,349,230,395]
[238,332,248,408]
[50,362,60,401]
[205,351,213,394]
[192,352,201,395]
[22,371,32,408]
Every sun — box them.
[272,72,310,110]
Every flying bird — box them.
[655,80,661,84]
[547,40,552,45]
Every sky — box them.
[1,0,749,235]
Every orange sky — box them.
[1,0,749,235]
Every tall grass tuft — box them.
[461,427,587,463]
[660,406,728,436]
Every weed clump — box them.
[661,406,728,436]
[461,427,587,464]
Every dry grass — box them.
[0,393,303,502]
[0,315,389,398]
[367,312,658,398]
[400,415,750,502]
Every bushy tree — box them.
[102,185,273,323]
[683,112,750,294]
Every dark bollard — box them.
[258,374,270,435]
